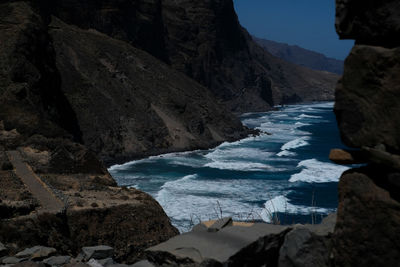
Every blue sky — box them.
[233,0,354,60]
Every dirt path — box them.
[7,150,64,213]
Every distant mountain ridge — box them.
[254,36,344,74]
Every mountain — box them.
[254,37,344,75]
[38,0,339,113]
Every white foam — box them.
[204,161,276,171]
[289,159,350,183]
[205,147,273,161]
[296,114,323,120]
[295,122,311,127]
[277,150,296,157]
[155,175,287,231]
[281,137,310,151]
[260,195,334,222]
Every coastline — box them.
[107,101,333,169]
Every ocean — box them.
[109,102,349,232]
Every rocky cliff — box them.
[254,37,344,75]
[0,0,252,165]
[333,0,400,266]
[0,0,342,264]
[36,0,339,112]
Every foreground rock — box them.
[82,246,114,261]
[15,246,57,260]
[332,168,400,267]
[333,0,400,266]
[335,45,400,151]
[147,223,289,266]
[278,214,336,267]
[143,215,336,267]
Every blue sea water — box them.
[109,102,349,232]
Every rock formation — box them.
[333,0,400,266]
[254,37,344,75]
[0,0,342,264]
[35,0,339,112]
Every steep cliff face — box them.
[49,17,248,164]
[333,1,400,266]
[254,37,344,75]
[1,0,250,165]
[36,0,339,112]
[162,0,339,111]
[0,4,179,262]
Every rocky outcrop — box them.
[335,0,400,47]
[333,1,400,266]
[335,45,400,151]
[49,17,249,163]
[333,167,400,267]
[0,1,250,165]
[254,37,344,74]
[140,216,335,267]
[35,0,339,113]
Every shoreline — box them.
[107,101,334,169]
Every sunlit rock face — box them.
[334,1,400,266]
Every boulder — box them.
[87,259,104,267]
[335,45,400,152]
[131,260,155,267]
[207,217,233,232]
[329,149,359,164]
[146,223,290,266]
[0,242,7,257]
[96,258,114,267]
[15,246,56,260]
[278,214,335,267]
[13,261,46,267]
[333,170,400,267]
[43,256,71,266]
[336,0,400,47]
[82,246,114,261]
[2,257,27,264]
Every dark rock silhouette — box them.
[333,0,400,266]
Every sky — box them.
[233,0,354,60]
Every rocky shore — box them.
[1,0,399,266]
[0,215,336,267]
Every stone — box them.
[64,263,90,267]
[131,260,155,267]
[362,146,400,170]
[82,246,114,261]
[278,227,332,267]
[278,214,336,267]
[147,223,290,266]
[335,45,400,152]
[2,257,27,264]
[0,242,7,257]
[87,259,103,267]
[191,223,208,233]
[96,258,114,267]
[329,149,362,165]
[15,246,56,260]
[13,261,46,267]
[207,217,233,232]
[336,0,400,47]
[333,170,400,267]
[43,256,71,266]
